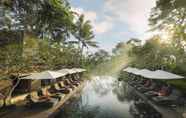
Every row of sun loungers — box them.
[25,78,81,108]
[0,78,82,109]
[127,78,183,106]
[122,67,185,107]
[0,68,86,108]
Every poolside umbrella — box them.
[123,67,184,80]
[20,71,64,80]
[123,67,133,72]
[57,68,77,74]
[72,68,86,73]
[137,69,155,78]
[68,69,78,74]
[148,70,185,80]
[57,69,70,76]
[131,68,141,74]
[14,71,64,100]
[123,67,140,74]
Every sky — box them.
[69,0,156,52]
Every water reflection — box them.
[55,76,133,118]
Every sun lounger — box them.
[71,77,80,83]
[26,91,53,108]
[137,82,157,93]
[152,89,182,106]
[58,82,73,91]
[58,82,72,91]
[72,77,80,82]
[63,79,75,89]
[69,79,79,86]
[144,84,167,98]
[41,88,61,100]
[49,84,70,94]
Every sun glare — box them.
[160,30,172,43]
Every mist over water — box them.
[56,76,133,118]
[92,45,133,77]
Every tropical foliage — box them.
[0,0,98,78]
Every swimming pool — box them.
[55,76,134,118]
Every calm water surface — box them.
[56,76,134,118]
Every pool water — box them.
[55,76,134,118]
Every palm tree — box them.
[74,14,98,50]
[73,14,98,65]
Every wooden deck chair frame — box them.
[44,87,61,99]
[58,81,72,91]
